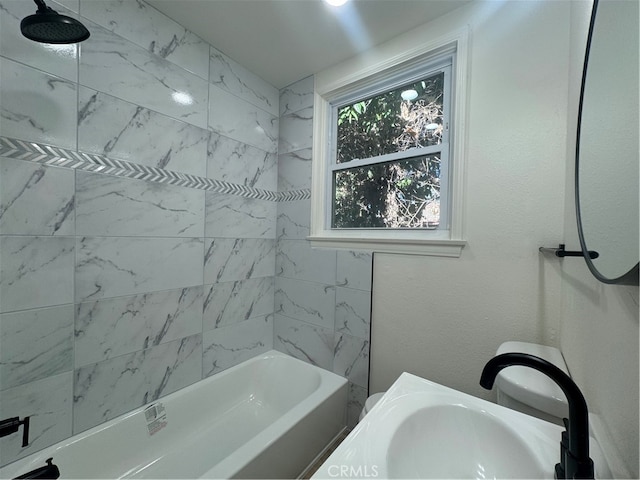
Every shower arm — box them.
[33,0,49,11]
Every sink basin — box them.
[312,373,608,479]
[383,401,547,478]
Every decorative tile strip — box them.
[277,189,311,201]
[0,136,282,202]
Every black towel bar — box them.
[539,244,599,259]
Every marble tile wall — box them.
[0,0,278,467]
[275,77,373,428]
[0,0,375,467]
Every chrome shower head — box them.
[21,0,90,44]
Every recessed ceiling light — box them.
[325,0,349,7]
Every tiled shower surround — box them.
[0,0,371,467]
[276,77,372,431]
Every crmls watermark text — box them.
[327,465,379,478]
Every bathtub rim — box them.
[197,350,348,478]
[0,350,348,479]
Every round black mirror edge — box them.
[574,0,639,286]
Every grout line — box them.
[71,164,77,437]
[203,41,211,382]
[206,45,211,134]
[72,25,79,431]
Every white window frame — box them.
[310,27,469,257]
[327,60,452,231]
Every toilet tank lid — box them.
[495,341,569,419]
[364,392,385,412]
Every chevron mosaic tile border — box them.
[280,189,311,201]
[0,137,311,202]
[278,190,312,201]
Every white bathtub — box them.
[0,350,348,479]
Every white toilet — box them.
[494,341,570,425]
[359,341,570,425]
[358,392,385,422]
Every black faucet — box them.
[480,353,594,479]
[14,458,60,479]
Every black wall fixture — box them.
[21,0,90,44]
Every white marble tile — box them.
[0,158,75,236]
[0,57,77,149]
[276,239,336,285]
[0,372,73,467]
[75,237,203,302]
[336,250,373,291]
[208,85,278,153]
[0,305,73,390]
[273,314,335,371]
[277,199,310,241]
[333,333,369,389]
[278,148,312,192]
[207,132,277,191]
[335,287,371,341]
[80,0,209,79]
[204,238,275,284]
[209,46,279,116]
[278,106,313,155]
[75,171,205,237]
[205,192,276,239]
[280,76,314,116]
[0,0,78,82]
[55,0,78,12]
[347,382,367,429]
[276,277,335,330]
[79,19,208,128]
[75,286,204,368]
[78,88,209,176]
[202,315,273,377]
[203,277,274,331]
[0,236,74,313]
[73,334,202,434]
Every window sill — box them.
[307,233,466,257]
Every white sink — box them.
[312,373,608,479]
[384,401,548,478]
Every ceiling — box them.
[147,0,471,89]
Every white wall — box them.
[370,0,569,397]
[368,1,638,476]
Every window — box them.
[311,28,469,256]
[331,64,450,230]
